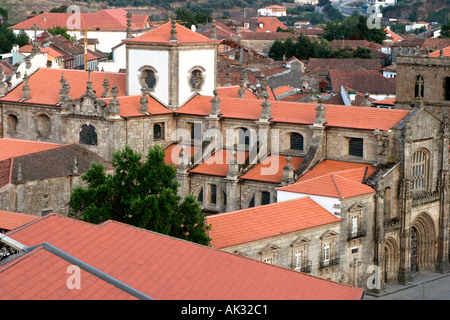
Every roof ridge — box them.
[329,172,344,199]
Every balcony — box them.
[290,260,312,273]
[319,253,340,269]
[347,226,367,241]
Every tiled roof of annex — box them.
[206,196,341,249]
[0,214,363,300]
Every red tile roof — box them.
[0,210,39,231]
[124,22,220,45]
[101,94,172,118]
[207,196,341,249]
[0,139,64,162]
[277,160,376,198]
[2,214,363,300]
[19,45,64,58]
[9,9,149,31]
[255,17,288,33]
[0,68,126,106]
[189,149,249,177]
[277,169,376,198]
[0,247,137,300]
[429,45,450,57]
[179,95,409,131]
[240,155,304,183]
[164,144,201,166]
[330,70,396,95]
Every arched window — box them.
[414,75,424,99]
[79,124,98,146]
[36,114,51,138]
[290,133,304,151]
[238,128,250,147]
[411,149,428,190]
[6,114,18,132]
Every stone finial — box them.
[177,146,190,171]
[227,149,239,179]
[107,84,120,118]
[101,76,111,98]
[21,72,31,101]
[58,73,72,108]
[31,23,41,55]
[257,73,268,99]
[209,89,222,117]
[210,12,217,40]
[313,97,327,126]
[139,89,149,114]
[126,12,133,39]
[238,78,246,98]
[17,163,22,182]
[24,55,31,69]
[361,92,372,107]
[259,92,272,122]
[440,49,444,58]
[281,156,295,186]
[425,46,430,57]
[84,70,96,99]
[168,11,177,42]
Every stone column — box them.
[225,150,240,212]
[176,146,190,199]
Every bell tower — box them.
[124,12,220,110]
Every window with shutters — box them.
[190,122,202,141]
[411,149,429,191]
[349,138,363,157]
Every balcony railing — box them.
[319,253,340,269]
[290,260,312,273]
[348,226,367,241]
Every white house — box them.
[257,5,287,17]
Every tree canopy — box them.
[268,33,373,61]
[323,14,387,44]
[0,26,29,54]
[69,144,211,246]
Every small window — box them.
[349,138,363,157]
[210,184,217,205]
[144,70,156,89]
[189,69,204,91]
[153,123,163,140]
[79,124,97,146]
[323,244,330,263]
[290,133,304,151]
[444,77,450,101]
[261,191,271,205]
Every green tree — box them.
[47,25,71,40]
[441,22,450,38]
[69,144,211,246]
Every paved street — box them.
[364,273,450,300]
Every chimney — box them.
[348,90,356,101]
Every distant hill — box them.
[381,0,449,23]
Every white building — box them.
[258,5,287,17]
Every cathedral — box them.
[0,14,449,293]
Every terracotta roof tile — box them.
[124,22,220,45]
[9,9,148,31]
[0,139,64,162]
[189,149,249,177]
[240,154,304,183]
[207,196,341,249]
[0,69,126,106]
[0,210,39,231]
[429,45,450,57]
[179,95,409,131]
[277,160,376,198]
[3,214,363,300]
[329,70,395,94]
